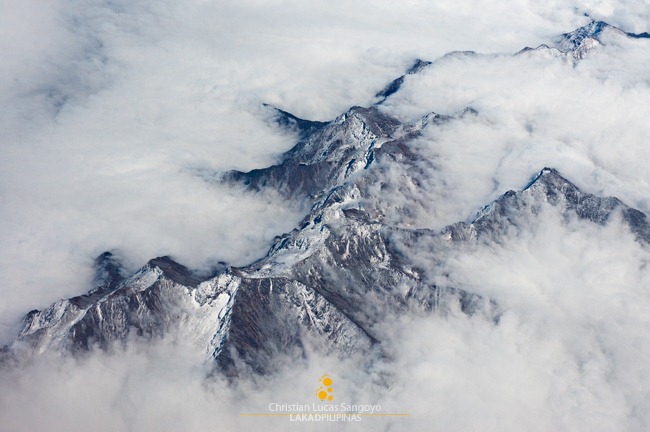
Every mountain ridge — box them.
[3,21,649,377]
[5,163,648,374]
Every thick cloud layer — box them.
[2,1,650,431]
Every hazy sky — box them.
[1,1,650,431]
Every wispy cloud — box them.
[2,1,650,431]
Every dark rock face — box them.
[68,252,125,309]
[440,168,650,246]
[11,256,219,357]
[560,21,650,50]
[560,21,613,50]
[4,21,650,376]
[375,58,432,102]
[223,106,403,200]
[216,275,374,376]
[515,20,650,60]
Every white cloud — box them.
[378,34,650,229]
[378,206,650,431]
[3,207,649,431]
[2,1,650,431]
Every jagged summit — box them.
[440,167,650,245]
[68,252,126,309]
[522,166,562,189]
[224,105,436,200]
[516,21,650,60]
[561,20,650,47]
[224,105,397,199]
[263,103,327,139]
[375,58,432,102]
[147,256,205,287]
[556,21,612,59]
[561,21,613,48]
[557,20,650,59]
[224,102,474,203]
[92,251,125,290]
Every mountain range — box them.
[2,21,648,377]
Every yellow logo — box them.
[316,374,334,401]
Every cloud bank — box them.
[2,1,650,431]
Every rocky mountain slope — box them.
[3,21,649,376]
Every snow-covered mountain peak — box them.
[556,20,650,59]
